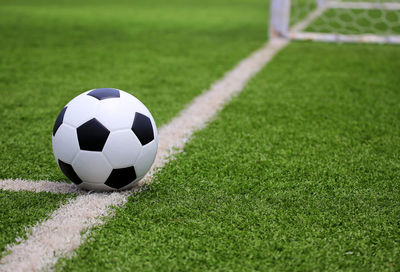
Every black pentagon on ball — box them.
[53,107,67,136]
[131,112,154,146]
[58,159,82,185]
[105,166,137,189]
[77,118,110,151]
[87,88,120,100]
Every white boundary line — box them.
[1,192,129,272]
[0,179,79,194]
[0,38,289,272]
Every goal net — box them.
[269,0,400,44]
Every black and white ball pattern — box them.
[52,88,158,191]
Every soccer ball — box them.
[52,88,158,191]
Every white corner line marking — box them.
[0,38,288,272]
[0,179,79,194]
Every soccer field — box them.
[1,0,400,271]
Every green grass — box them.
[0,191,73,257]
[0,0,269,182]
[57,42,400,271]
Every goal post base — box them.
[289,32,400,45]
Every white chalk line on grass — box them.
[0,179,79,194]
[1,192,129,272]
[0,38,288,272]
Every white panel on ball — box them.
[52,123,80,163]
[102,130,142,168]
[63,94,99,128]
[72,151,112,183]
[120,91,152,117]
[96,97,136,131]
[134,140,158,178]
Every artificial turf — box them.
[0,191,73,258]
[57,42,400,271]
[0,0,269,182]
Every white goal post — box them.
[269,0,400,44]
